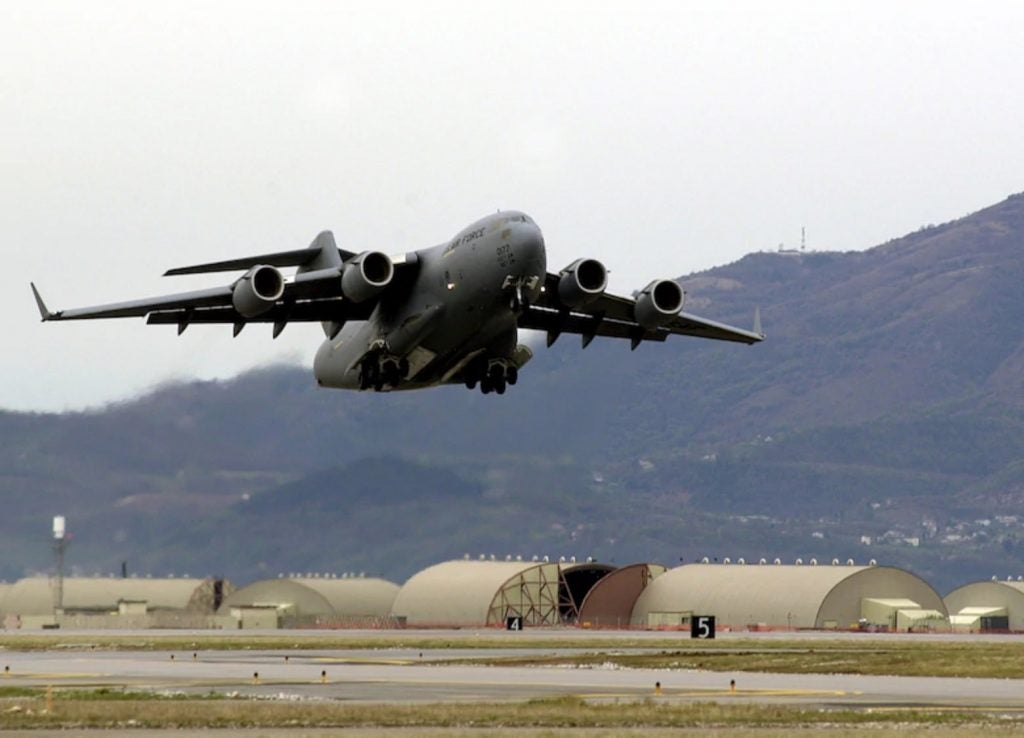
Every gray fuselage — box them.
[313,211,546,390]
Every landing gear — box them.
[359,352,409,391]
[464,357,518,395]
[510,283,527,313]
[503,274,539,314]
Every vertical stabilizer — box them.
[298,231,343,274]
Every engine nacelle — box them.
[557,258,607,307]
[634,279,684,329]
[341,251,394,303]
[232,264,285,318]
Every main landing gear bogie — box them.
[359,352,409,391]
[464,358,518,395]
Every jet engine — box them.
[341,251,394,302]
[557,258,607,307]
[232,264,285,318]
[634,279,684,329]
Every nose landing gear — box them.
[502,274,540,314]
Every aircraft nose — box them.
[514,221,546,266]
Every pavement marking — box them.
[312,657,416,666]
[864,704,1024,713]
[7,672,105,680]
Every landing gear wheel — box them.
[507,366,518,386]
[381,360,401,387]
[359,359,379,391]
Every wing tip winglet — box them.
[30,282,54,321]
[753,307,764,339]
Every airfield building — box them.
[0,576,232,628]
[218,575,400,628]
[630,563,948,631]
[944,579,1024,631]
[390,559,613,627]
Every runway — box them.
[3,644,1024,712]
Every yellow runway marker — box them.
[313,657,415,666]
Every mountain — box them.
[3,194,1024,593]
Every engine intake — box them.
[232,264,285,318]
[557,258,607,307]
[341,251,394,303]
[634,279,684,329]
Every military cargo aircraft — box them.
[31,211,763,394]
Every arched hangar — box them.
[0,576,231,616]
[578,563,667,628]
[944,579,1024,631]
[218,575,399,627]
[391,559,613,627]
[631,563,947,631]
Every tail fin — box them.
[298,231,343,274]
[302,231,347,339]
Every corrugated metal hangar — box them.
[390,559,613,626]
[630,563,948,631]
[944,579,1024,631]
[218,576,399,628]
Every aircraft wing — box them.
[31,283,376,324]
[520,272,763,349]
[30,231,407,334]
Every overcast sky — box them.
[3,1,1023,412]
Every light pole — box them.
[52,516,68,618]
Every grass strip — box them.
[452,643,1024,679]
[0,692,1010,730]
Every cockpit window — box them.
[493,214,532,227]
